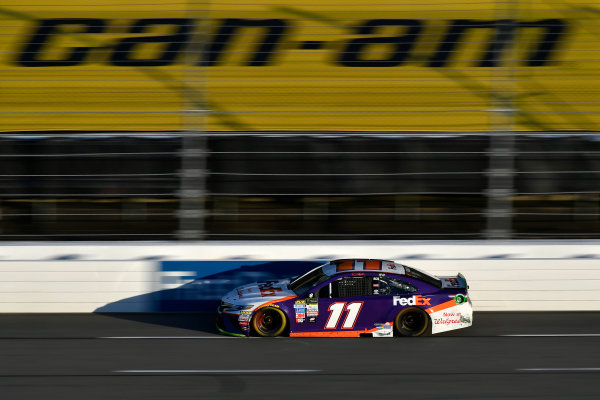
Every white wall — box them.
[1,240,598,312]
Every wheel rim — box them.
[402,312,424,332]
[395,307,429,336]
[253,308,286,336]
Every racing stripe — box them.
[425,299,457,314]
[257,296,296,308]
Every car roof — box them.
[321,259,406,276]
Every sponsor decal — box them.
[295,302,307,321]
[238,311,251,326]
[259,288,282,296]
[259,303,279,309]
[238,311,251,321]
[374,322,393,330]
[433,311,469,326]
[393,295,431,306]
[454,294,467,305]
[306,304,318,317]
[444,278,460,287]
[294,300,306,308]
[308,317,317,323]
[372,322,394,337]
[258,281,283,297]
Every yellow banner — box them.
[1,0,599,132]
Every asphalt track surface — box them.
[1,312,600,400]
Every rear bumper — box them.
[429,301,473,335]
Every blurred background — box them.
[1,0,599,241]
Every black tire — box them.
[394,307,430,337]
[251,306,287,337]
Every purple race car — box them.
[216,259,472,337]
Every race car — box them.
[216,258,472,337]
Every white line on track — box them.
[518,368,600,372]
[99,336,256,339]
[501,334,600,337]
[115,369,320,374]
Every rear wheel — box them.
[394,307,430,337]
[251,307,287,337]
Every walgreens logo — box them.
[393,295,431,306]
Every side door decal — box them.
[325,301,364,329]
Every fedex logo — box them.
[393,295,431,306]
[258,281,282,297]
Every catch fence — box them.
[0,1,599,239]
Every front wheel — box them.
[251,306,287,337]
[394,307,430,337]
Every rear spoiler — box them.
[439,273,469,290]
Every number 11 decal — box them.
[325,302,363,329]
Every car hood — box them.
[221,279,296,307]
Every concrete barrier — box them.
[0,241,598,312]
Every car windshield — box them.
[288,266,330,296]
